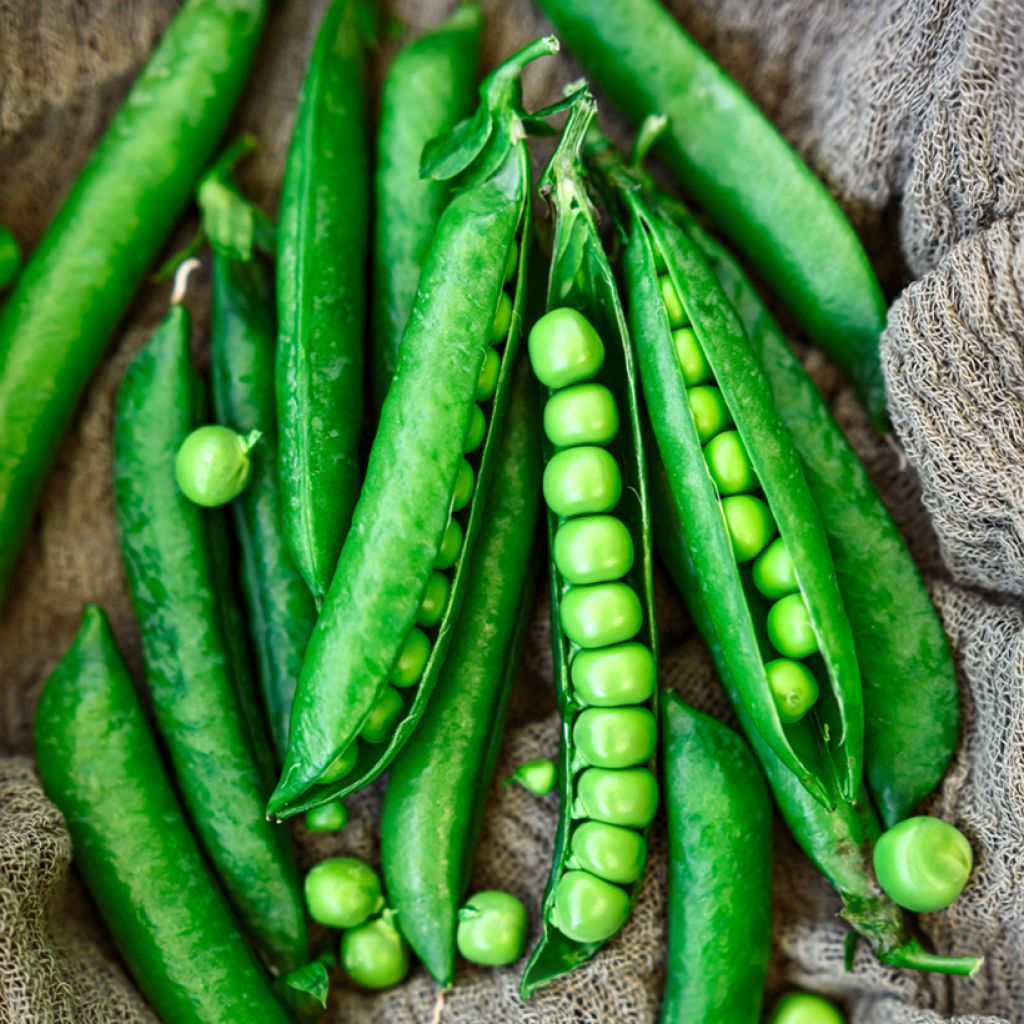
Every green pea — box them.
[766,592,819,658]
[573,707,657,768]
[551,870,630,943]
[174,425,259,508]
[553,515,634,585]
[305,800,348,832]
[559,582,643,649]
[435,517,463,570]
[451,458,475,512]
[319,743,358,784]
[391,628,430,688]
[507,758,557,796]
[571,643,657,706]
[570,821,647,884]
[575,767,659,828]
[659,275,687,328]
[528,307,605,389]
[341,915,409,989]
[304,856,383,929]
[503,245,518,284]
[490,291,513,344]
[456,890,528,967]
[542,446,622,518]
[463,404,487,453]
[416,571,451,628]
[673,327,711,386]
[721,494,775,562]
[360,686,403,743]
[704,429,756,494]
[476,348,501,401]
[764,659,819,724]
[687,385,733,442]
[872,816,973,913]
[770,992,846,1024]
[543,382,619,448]
[752,537,798,599]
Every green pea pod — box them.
[660,689,772,1023]
[268,38,559,819]
[536,0,888,429]
[0,0,266,606]
[0,224,21,291]
[520,92,659,999]
[203,150,317,762]
[114,291,307,971]
[34,606,292,1024]
[277,0,370,600]
[372,3,482,408]
[381,357,541,987]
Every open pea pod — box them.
[268,37,560,819]
[520,93,659,999]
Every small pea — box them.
[305,800,348,832]
[416,572,451,628]
[174,425,259,507]
[476,348,501,401]
[770,992,846,1024]
[456,890,528,967]
[391,628,430,687]
[573,707,657,769]
[435,517,463,570]
[721,494,775,562]
[463,404,487,453]
[543,447,622,518]
[560,582,643,649]
[503,245,518,284]
[704,429,756,494]
[673,327,711,386]
[507,758,557,796]
[752,537,798,599]
[766,592,819,658]
[490,291,513,343]
[360,686,403,743]
[570,820,647,884]
[319,744,358,784]
[575,767,659,828]
[304,857,383,929]
[553,515,634,585]
[571,643,656,706]
[451,458,475,512]
[551,870,630,943]
[543,382,619,448]
[659,275,687,328]
[687,385,733,442]
[341,915,409,989]
[764,658,819,724]
[528,308,605,389]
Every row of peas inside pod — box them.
[528,307,658,943]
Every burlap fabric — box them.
[1,0,1021,1020]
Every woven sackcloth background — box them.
[1,0,1022,1020]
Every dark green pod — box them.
[34,606,291,1024]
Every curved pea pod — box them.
[381,358,542,987]
[34,607,291,1023]
[268,38,560,819]
[0,224,21,291]
[277,0,370,600]
[372,3,482,408]
[521,94,659,999]
[114,292,307,971]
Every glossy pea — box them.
[767,592,819,659]
[771,992,846,1024]
[463,404,487,453]
[752,537,798,599]
[765,659,819,724]
[543,382,619,447]
[573,707,657,768]
[476,348,501,401]
[575,767,658,828]
[559,582,643,649]
[687,385,732,442]
[304,857,383,929]
[528,307,605,388]
[553,515,634,585]
[392,629,430,687]
[570,821,647,885]
[451,458,475,511]
[543,447,622,518]
[659,275,686,328]
[416,572,451,628]
[341,915,410,989]
[571,643,656,706]
[319,744,358,784]
[721,494,775,562]
[435,517,463,570]
[175,426,257,507]
[360,686,403,743]
[704,429,756,494]
[673,327,711,386]
[490,291,513,343]
[551,870,630,943]
[456,891,528,967]
[305,801,348,832]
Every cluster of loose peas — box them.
[528,306,658,945]
[656,261,821,726]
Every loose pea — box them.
[416,572,451,628]
[571,643,656,706]
[575,767,659,828]
[304,857,383,929]
[528,308,605,389]
[767,592,819,658]
[553,515,634,585]
[391,628,430,688]
[542,447,622,518]
[174,425,259,507]
[435,518,463,570]
[673,327,711,386]
[570,821,647,884]
[490,291,513,343]
[456,891,528,967]
[543,382,619,448]
[721,494,775,562]
[687,385,732,442]
[752,537,798,599]
[559,582,643,649]
[574,707,657,768]
[319,744,358,784]
[476,348,501,401]
[704,429,756,494]
[305,801,348,832]
[360,686,403,743]
[765,659,819,724]
[770,992,846,1024]
[463,404,486,453]
[341,915,409,989]
[507,758,557,796]
[503,245,518,284]
[659,275,686,328]
[551,870,630,943]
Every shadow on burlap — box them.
[1,0,1022,1021]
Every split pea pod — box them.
[268,38,560,819]
[381,357,542,987]
[536,0,888,428]
[277,0,370,600]
[372,3,482,407]
[34,607,292,1024]
[0,0,266,605]
[521,95,658,999]
[114,281,307,971]
[0,225,21,291]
